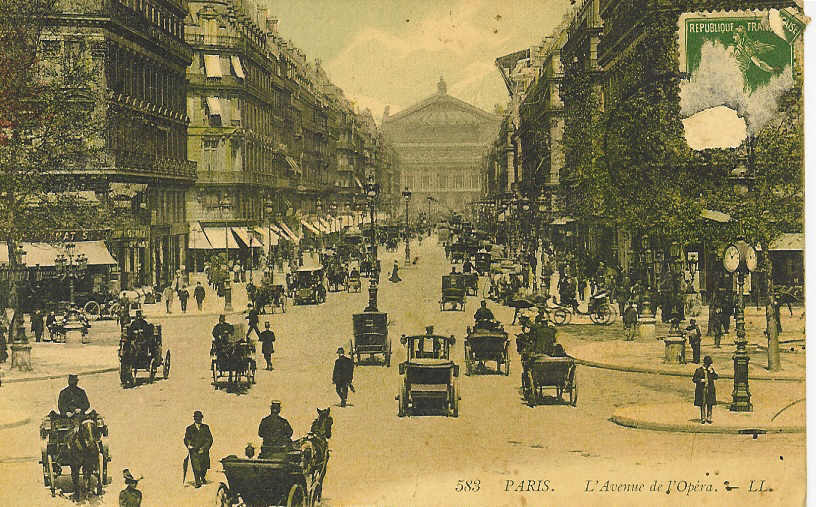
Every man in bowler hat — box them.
[119,469,142,506]
[332,347,354,407]
[184,411,213,487]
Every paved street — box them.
[0,240,805,506]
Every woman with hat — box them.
[119,469,142,506]
[692,356,718,424]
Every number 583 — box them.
[456,480,480,492]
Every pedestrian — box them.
[119,469,143,507]
[692,356,718,424]
[183,410,213,488]
[332,347,354,407]
[233,261,241,283]
[178,285,190,313]
[163,285,174,314]
[712,304,724,348]
[31,308,44,342]
[245,303,261,339]
[258,322,276,369]
[389,260,401,283]
[622,301,638,341]
[0,319,8,363]
[194,281,206,311]
[685,318,702,363]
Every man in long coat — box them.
[58,374,90,417]
[184,411,213,488]
[332,347,354,407]
[692,356,718,424]
[258,322,276,370]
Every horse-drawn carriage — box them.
[119,321,170,387]
[396,331,460,417]
[256,283,287,314]
[517,324,577,407]
[211,323,257,389]
[216,409,332,507]
[326,263,347,293]
[448,242,467,264]
[474,250,492,275]
[462,272,479,296]
[346,270,362,293]
[464,323,510,375]
[440,274,466,311]
[293,266,327,305]
[39,412,111,498]
[351,312,391,366]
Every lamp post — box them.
[402,187,412,265]
[426,195,433,230]
[1,243,32,370]
[638,235,656,340]
[55,243,88,306]
[723,240,756,412]
[218,196,233,312]
[365,174,379,276]
[264,203,275,272]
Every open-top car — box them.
[396,329,460,417]
[293,266,327,305]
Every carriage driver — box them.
[258,401,293,458]
[474,300,496,329]
[128,309,149,336]
[58,374,90,419]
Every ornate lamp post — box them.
[723,240,757,412]
[54,243,88,306]
[218,196,233,312]
[1,244,32,370]
[402,187,412,265]
[638,235,656,340]
[264,203,275,271]
[365,174,380,274]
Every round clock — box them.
[744,245,758,272]
[723,244,740,273]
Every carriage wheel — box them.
[215,483,232,507]
[385,340,392,367]
[523,372,535,406]
[552,308,569,326]
[570,383,578,407]
[149,358,158,383]
[450,382,460,417]
[397,382,408,417]
[464,345,472,375]
[108,302,121,320]
[211,362,218,388]
[83,300,101,321]
[163,350,171,379]
[504,352,510,376]
[287,483,306,507]
[46,452,56,496]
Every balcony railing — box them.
[112,150,197,180]
[185,34,242,48]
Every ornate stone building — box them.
[382,78,499,217]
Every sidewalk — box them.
[611,399,805,434]
[564,327,805,381]
[0,343,119,384]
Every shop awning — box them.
[204,54,222,78]
[230,55,245,79]
[317,218,332,233]
[203,227,241,250]
[252,227,279,247]
[769,233,803,251]
[277,223,300,243]
[206,97,221,116]
[300,219,322,236]
[0,241,116,267]
[189,224,213,249]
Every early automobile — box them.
[464,323,510,376]
[39,411,111,498]
[293,266,327,305]
[350,311,391,366]
[396,330,460,417]
[439,274,466,311]
[211,322,257,389]
[119,320,170,387]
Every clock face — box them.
[744,246,758,271]
[723,245,740,273]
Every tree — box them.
[0,0,107,344]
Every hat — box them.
[703,355,713,366]
[270,400,281,409]
[264,321,271,328]
[193,410,204,419]
[123,469,142,483]
[68,374,78,382]
[337,347,344,354]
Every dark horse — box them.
[65,417,105,500]
[298,408,333,503]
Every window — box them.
[203,138,218,150]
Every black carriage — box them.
[293,267,327,305]
[326,263,347,293]
[346,271,362,293]
[464,324,510,376]
[119,322,170,387]
[449,243,467,263]
[211,324,257,389]
[39,413,111,498]
[396,332,460,417]
[518,325,577,406]
[256,283,287,314]
[217,451,320,507]
[462,272,478,296]
[351,312,391,366]
[474,251,492,275]
[440,274,466,311]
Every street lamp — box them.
[723,239,757,412]
[55,243,88,306]
[218,195,233,312]
[0,244,28,342]
[365,174,380,274]
[402,187,412,265]
[638,235,657,340]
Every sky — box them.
[262,0,573,121]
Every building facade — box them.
[382,78,499,218]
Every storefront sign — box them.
[30,229,112,243]
[111,226,149,240]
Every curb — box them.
[573,357,804,382]
[2,366,119,384]
[137,309,244,320]
[0,416,32,430]
[610,414,805,434]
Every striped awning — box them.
[301,219,322,235]
[189,224,213,249]
[0,241,116,267]
[277,223,300,243]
